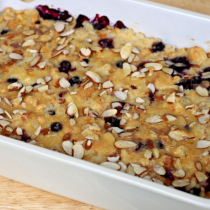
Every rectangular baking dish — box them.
[1,0,210,209]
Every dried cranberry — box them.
[36,5,71,21]
[51,122,63,132]
[21,130,32,142]
[75,14,90,28]
[116,61,124,69]
[69,76,82,86]
[99,38,114,49]
[146,139,154,149]
[92,14,110,30]
[151,42,165,53]
[155,140,164,149]
[1,30,9,35]
[58,60,71,73]
[149,91,155,103]
[113,21,127,29]
[7,78,18,83]
[48,110,55,115]
[135,142,147,151]
[204,67,210,72]
[104,117,120,127]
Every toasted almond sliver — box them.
[153,165,166,175]
[147,83,155,93]
[136,97,145,103]
[197,140,210,148]
[80,61,88,67]
[165,115,177,122]
[122,62,132,76]
[38,85,48,92]
[132,46,140,54]
[128,53,135,63]
[103,80,114,89]
[100,162,121,170]
[54,21,65,33]
[107,155,120,162]
[45,76,52,83]
[167,92,176,103]
[169,129,194,141]
[73,143,84,159]
[115,140,137,149]
[34,125,41,136]
[13,109,27,115]
[7,82,22,90]
[67,102,78,118]
[173,169,185,178]
[130,163,147,175]
[59,77,70,88]
[62,140,73,156]
[22,39,35,47]
[4,97,12,107]
[85,71,101,83]
[145,63,163,71]
[172,180,189,187]
[198,114,210,124]
[144,150,152,159]
[9,53,23,60]
[37,61,46,68]
[80,47,91,57]
[195,171,208,182]
[119,162,127,172]
[202,72,210,79]
[0,108,4,114]
[196,85,209,97]
[84,82,93,90]
[145,115,163,124]
[60,29,75,37]
[119,132,133,138]
[0,120,10,128]
[16,127,23,136]
[23,30,35,36]
[120,43,132,60]
[30,55,42,67]
[102,109,117,117]
[114,91,127,101]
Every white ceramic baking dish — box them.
[1,0,210,209]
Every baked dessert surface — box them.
[1,5,210,198]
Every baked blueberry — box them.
[36,5,71,21]
[114,21,127,29]
[155,140,164,149]
[69,76,82,86]
[149,91,155,103]
[58,60,71,73]
[7,78,18,83]
[204,67,210,72]
[151,42,165,53]
[21,130,32,142]
[104,117,120,127]
[99,38,114,49]
[51,122,63,132]
[48,110,55,115]
[92,14,110,30]
[163,168,174,180]
[1,30,9,35]
[116,61,124,69]
[135,142,147,151]
[75,14,90,28]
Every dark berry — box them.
[176,76,202,90]
[7,78,18,83]
[116,61,124,69]
[163,168,174,180]
[114,21,127,29]
[21,130,32,142]
[99,38,114,49]
[51,122,63,132]
[92,14,110,30]
[36,5,71,21]
[69,76,82,86]
[1,30,9,35]
[104,117,120,127]
[190,188,201,196]
[83,58,89,63]
[204,67,210,72]
[48,110,55,115]
[138,61,150,69]
[184,125,190,130]
[155,140,164,149]
[35,20,41,24]
[58,60,71,73]
[135,142,147,151]
[151,42,165,53]
[149,91,155,103]
[75,14,90,28]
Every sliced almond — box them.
[132,46,140,54]
[130,163,147,175]
[130,64,137,72]
[37,85,48,92]
[197,140,210,148]
[4,97,12,107]
[153,165,166,175]
[122,62,132,76]
[108,127,124,133]
[147,83,155,93]
[80,48,91,57]
[195,161,202,171]
[25,86,33,93]
[202,72,210,79]
[111,102,123,109]
[84,82,93,89]
[198,114,210,124]
[169,129,194,141]
[80,61,88,67]
[59,77,70,88]
[119,162,127,172]
[34,125,41,136]
[133,55,140,62]
[102,109,117,117]
[119,132,133,138]
[7,82,22,90]
[145,63,163,71]
[85,71,101,83]
[54,21,65,33]
[115,140,137,149]
[9,53,23,60]
[67,102,78,118]
[165,115,177,122]
[195,171,208,183]
[103,80,114,89]
[144,150,152,159]
[66,16,73,22]
[38,34,51,42]
[167,92,176,104]
[60,29,75,37]
[30,55,42,67]
[22,39,35,47]
[100,162,121,170]
[15,127,23,136]
[0,120,10,128]
[11,97,22,106]
[120,43,132,60]
[13,109,27,115]
[172,180,189,187]
[145,115,163,124]
[135,97,145,103]
[0,108,4,114]
[45,76,51,83]
[62,140,73,156]
[114,91,127,101]
[163,68,173,75]
[73,143,84,159]
[23,30,35,36]
[85,134,98,140]
[5,110,12,119]
[152,148,159,158]
[173,169,185,178]
[196,85,209,97]
[128,53,135,63]
[107,155,120,162]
